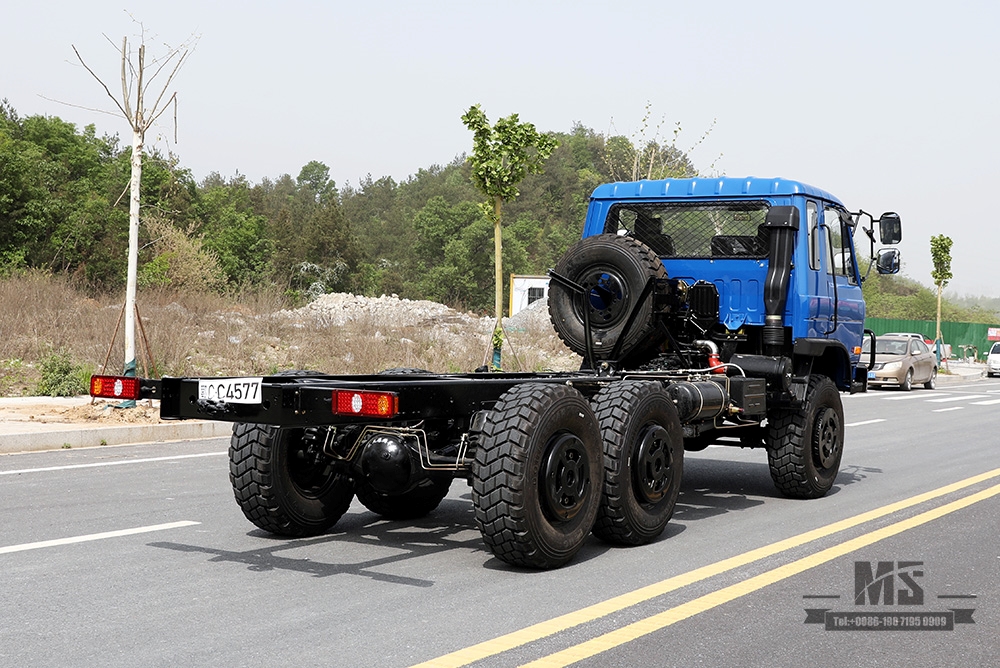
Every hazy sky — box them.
[3,1,998,296]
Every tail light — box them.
[90,375,140,400]
[332,390,398,418]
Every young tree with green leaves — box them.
[930,234,953,345]
[461,104,557,369]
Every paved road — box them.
[3,381,999,667]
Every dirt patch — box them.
[0,400,166,425]
[62,401,166,424]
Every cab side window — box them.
[823,206,857,285]
[807,201,819,270]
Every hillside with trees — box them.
[862,271,999,323]
[0,99,698,313]
[3,97,995,326]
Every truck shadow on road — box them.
[674,457,883,522]
[148,460,882,582]
[149,495,605,584]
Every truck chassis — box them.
[92,176,902,569]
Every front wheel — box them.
[899,368,913,391]
[472,383,602,569]
[766,375,844,499]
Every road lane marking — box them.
[933,407,964,413]
[881,392,949,401]
[0,521,200,555]
[0,452,227,476]
[971,399,1000,406]
[523,481,1000,667]
[411,468,1000,668]
[845,419,886,427]
[927,395,988,403]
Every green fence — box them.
[865,318,1000,360]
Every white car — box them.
[988,342,1000,378]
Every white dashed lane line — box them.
[0,521,200,555]
[0,452,227,476]
[845,419,887,427]
[926,395,988,403]
[880,392,950,401]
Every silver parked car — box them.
[863,335,938,391]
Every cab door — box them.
[821,205,865,352]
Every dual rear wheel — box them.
[229,380,685,569]
[471,381,683,568]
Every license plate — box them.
[198,377,263,404]
[867,371,876,380]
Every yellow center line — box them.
[411,467,1000,668]
[524,481,1000,667]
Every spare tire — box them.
[549,234,667,362]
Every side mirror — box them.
[875,248,900,275]
[878,212,902,245]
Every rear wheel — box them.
[591,381,683,545]
[766,375,844,499]
[229,423,354,536]
[472,383,602,569]
[924,367,937,390]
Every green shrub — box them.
[36,350,92,397]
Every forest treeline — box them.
[0,99,697,312]
[1,98,995,322]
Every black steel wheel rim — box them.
[632,424,673,504]
[577,267,628,326]
[285,428,337,499]
[540,432,590,522]
[812,407,842,470]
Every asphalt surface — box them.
[2,365,997,667]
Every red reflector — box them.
[332,390,398,418]
[90,375,140,400]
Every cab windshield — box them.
[604,202,770,258]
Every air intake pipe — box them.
[762,206,800,356]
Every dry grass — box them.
[0,273,580,395]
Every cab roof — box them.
[590,177,843,206]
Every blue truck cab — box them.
[577,177,899,392]
[548,176,902,498]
